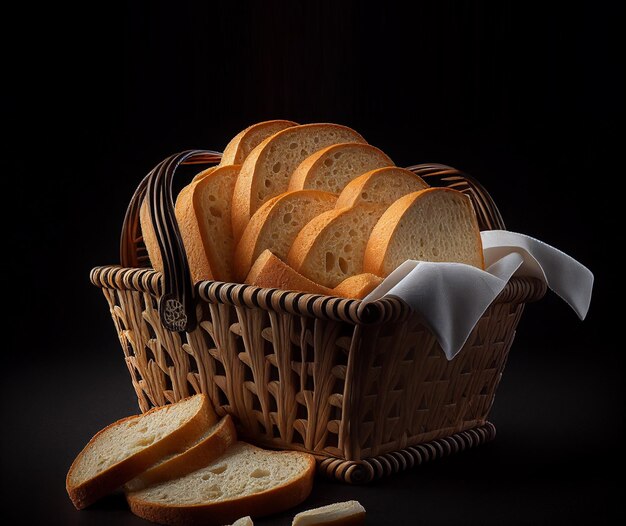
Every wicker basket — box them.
[91,151,545,483]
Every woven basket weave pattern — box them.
[92,266,544,481]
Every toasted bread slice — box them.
[66,394,215,510]
[287,204,385,288]
[220,120,298,165]
[175,165,240,282]
[125,415,237,492]
[332,273,383,299]
[231,123,367,240]
[363,188,484,277]
[126,442,316,526]
[335,166,429,208]
[140,197,164,273]
[234,190,337,282]
[245,250,332,295]
[288,143,393,194]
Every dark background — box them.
[4,1,622,525]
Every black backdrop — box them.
[4,2,622,525]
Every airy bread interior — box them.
[364,188,484,277]
[126,442,313,506]
[220,120,297,165]
[288,142,393,194]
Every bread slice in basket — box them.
[66,394,215,509]
[231,123,367,240]
[234,190,337,282]
[220,120,298,165]
[287,204,385,288]
[174,164,240,283]
[288,142,394,194]
[363,188,484,277]
[335,166,429,208]
[126,442,316,526]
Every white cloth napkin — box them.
[363,230,593,360]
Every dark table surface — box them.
[5,302,621,526]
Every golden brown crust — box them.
[140,197,164,273]
[66,395,215,510]
[231,124,366,242]
[363,188,485,277]
[126,451,316,526]
[288,143,393,192]
[220,120,297,166]
[234,190,337,283]
[175,165,240,283]
[245,250,332,295]
[335,166,428,209]
[332,274,383,299]
[125,415,237,492]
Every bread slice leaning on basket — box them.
[230,123,367,240]
[125,442,316,526]
[66,394,215,509]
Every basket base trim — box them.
[318,422,496,484]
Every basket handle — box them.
[406,163,506,231]
[120,150,222,332]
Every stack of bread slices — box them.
[141,121,484,299]
[67,394,365,525]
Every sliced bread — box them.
[175,164,240,283]
[234,190,337,282]
[245,250,332,296]
[140,197,164,273]
[66,394,215,510]
[335,166,429,208]
[126,441,316,526]
[231,123,367,240]
[287,204,385,288]
[125,415,237,492]
[363,188,484,277]
[292,501,366,526]
[191,165,218,183]
[220,120,298,166]
[288,143,393,194]
[332,273,383,299]
[229,517,254,526]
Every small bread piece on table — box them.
[231,123,366,241]
[363,187,484,277]
[174,165,240,283]
[220,120,298,166]
[125,415,237,492]
[66,394,215,510]
[245,250,332,296]
[332,273,383,299]
[228,517,254,526]
[291,500,366,526]
[287,204,385,288]
[288,142,394,194]
[234,190,337,282]
[335,166,429,208]
[126,442,316,526]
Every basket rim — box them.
[91,265,546,325]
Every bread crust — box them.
[125,415,237,492]
[66,395,215,510]
[363,188,485,277]
[288,142,393,193]
[234,190,337,282]
[335,166,428,208]
[332,273,383,299]
[220,120,297,166]
[175,165,240,282]
[245,250,332,295]
[140,197,164,273]
[231,123,366,241]
[126,450,316,526]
